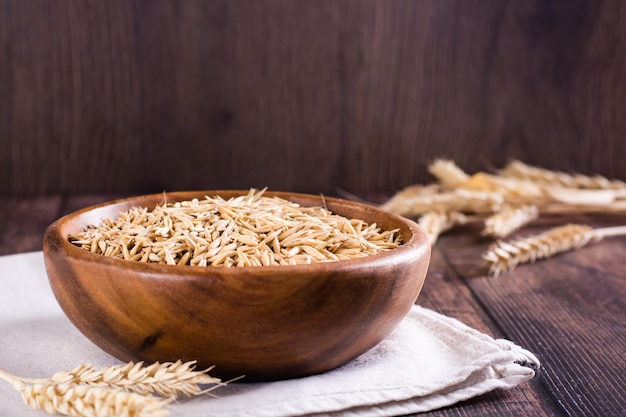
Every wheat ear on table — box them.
[0,360,233,417]
[499,160,626,190]
[1,367,171,417]
[428,159,470,188]
[481,204,539,238]
[418,211,466,244]
[46,360,224,398]
[20,382,171,417]
[482,224,626,276]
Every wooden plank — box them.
[419,245,502,335]
[418,380,558,417]
[413,245,563,416]
[0,196,62,255]
[438,214,626,417]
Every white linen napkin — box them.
[0,252,539,417]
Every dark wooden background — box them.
[1,0,625,196]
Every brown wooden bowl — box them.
[43,191,431,381]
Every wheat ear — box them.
[40,360,224,398]
[418,211,466,244]
[483,224,626,276]
[0,360,231,417]
[20,382,171,417]
[380,188,504,218]
[0,368,171,417]
[428,159,470,188]
[481,204,539,238]
[379,184,441,214]
[500,160,626,190]
[482,223,614,276]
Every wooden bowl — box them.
[43,191,431,381]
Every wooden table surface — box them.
[1,194,624,417]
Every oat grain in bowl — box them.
[68,189,402,267]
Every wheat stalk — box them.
[380,188,504,218]
[481,205,539,238]
[381,160,626,272]
[0,360,229,417]
[20,382,171,417]
[41,360,224,398]
[379,184,442,214]
[384,160,626,218]
[500,160,626,190]
[482,224,595,276]
[418,211,466,244]
[482,224,626,276]
[428,159,470,188]
[0,368,171,417]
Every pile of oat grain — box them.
[69,189,402,267]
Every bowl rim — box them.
[44,190,428,276]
